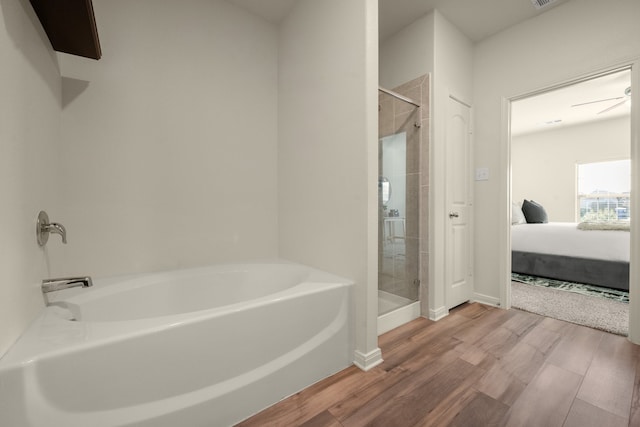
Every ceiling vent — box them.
[531,0,559,9]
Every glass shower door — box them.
[378,90,420,316]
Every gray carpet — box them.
[511,272,629,303]
[511,281,629,336]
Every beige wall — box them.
[54,0,279,278]
[512,117,630,222]
[0,0,62,356]
[379,12,434,90]
[473,0,640,305]
[278,0,380,368]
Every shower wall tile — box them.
[420,121,430,187]
[394,76,422,95]
[393,254,407,282]
[404,111,421,175]
[405,237,419,282]
[379,95,394,137]
[421,77,430,120]
[405,173,420,239]
[420,251,430,314]
[420,75,431,315]
[420,185,429,243]
[393,111,411,133]
[394,85,421,115]
[395,74,430,311]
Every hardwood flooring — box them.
[237,303,640,427]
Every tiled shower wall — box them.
[378,74,430,310]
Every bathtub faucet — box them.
[42,222,67,244]
[42,276,93,293]
[36,211,67,246]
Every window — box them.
[577,159,630,222]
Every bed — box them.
[511,222,630,291]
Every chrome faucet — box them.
[42,222,67,244]
[42,276,93,293]
[36,211,67,246]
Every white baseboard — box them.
[473,292,501,307]
[429,305,449,321]
[353,348,383,371]
[378,301,421,335]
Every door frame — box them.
[500,59,640,343]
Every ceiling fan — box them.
[571,86,631,115]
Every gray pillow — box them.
[522,199,548,223]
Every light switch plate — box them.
[475,168,489,181]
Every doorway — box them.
[508,68,632,334]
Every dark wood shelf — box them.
[30,0,102,60]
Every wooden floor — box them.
[237,303,640,427]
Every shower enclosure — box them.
[378,81,425,333]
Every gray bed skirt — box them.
[512,251,629,292]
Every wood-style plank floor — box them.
[236,303,640,427]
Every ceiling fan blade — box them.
[572,96,624,108]
[597,100,628,114]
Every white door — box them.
[445,96,473,309]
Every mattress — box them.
[511,222,630,263]
[511,222,630,291]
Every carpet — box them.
[511,276,629,336]
[512,273,629,303]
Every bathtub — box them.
[0,261,354,427]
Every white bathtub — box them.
[0,261,354,427]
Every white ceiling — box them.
[378,0,570,42]
[227,0,297,24]
[228,0,571,42]
[227,0,630,135]
[512,69,632,136]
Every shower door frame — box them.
[377,78,428,335]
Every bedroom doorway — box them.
[508,68,632,335]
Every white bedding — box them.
[511,222,630,263]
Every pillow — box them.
[522,199,548,223]
[512,202,526,225]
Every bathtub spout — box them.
[42,276,93,293]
